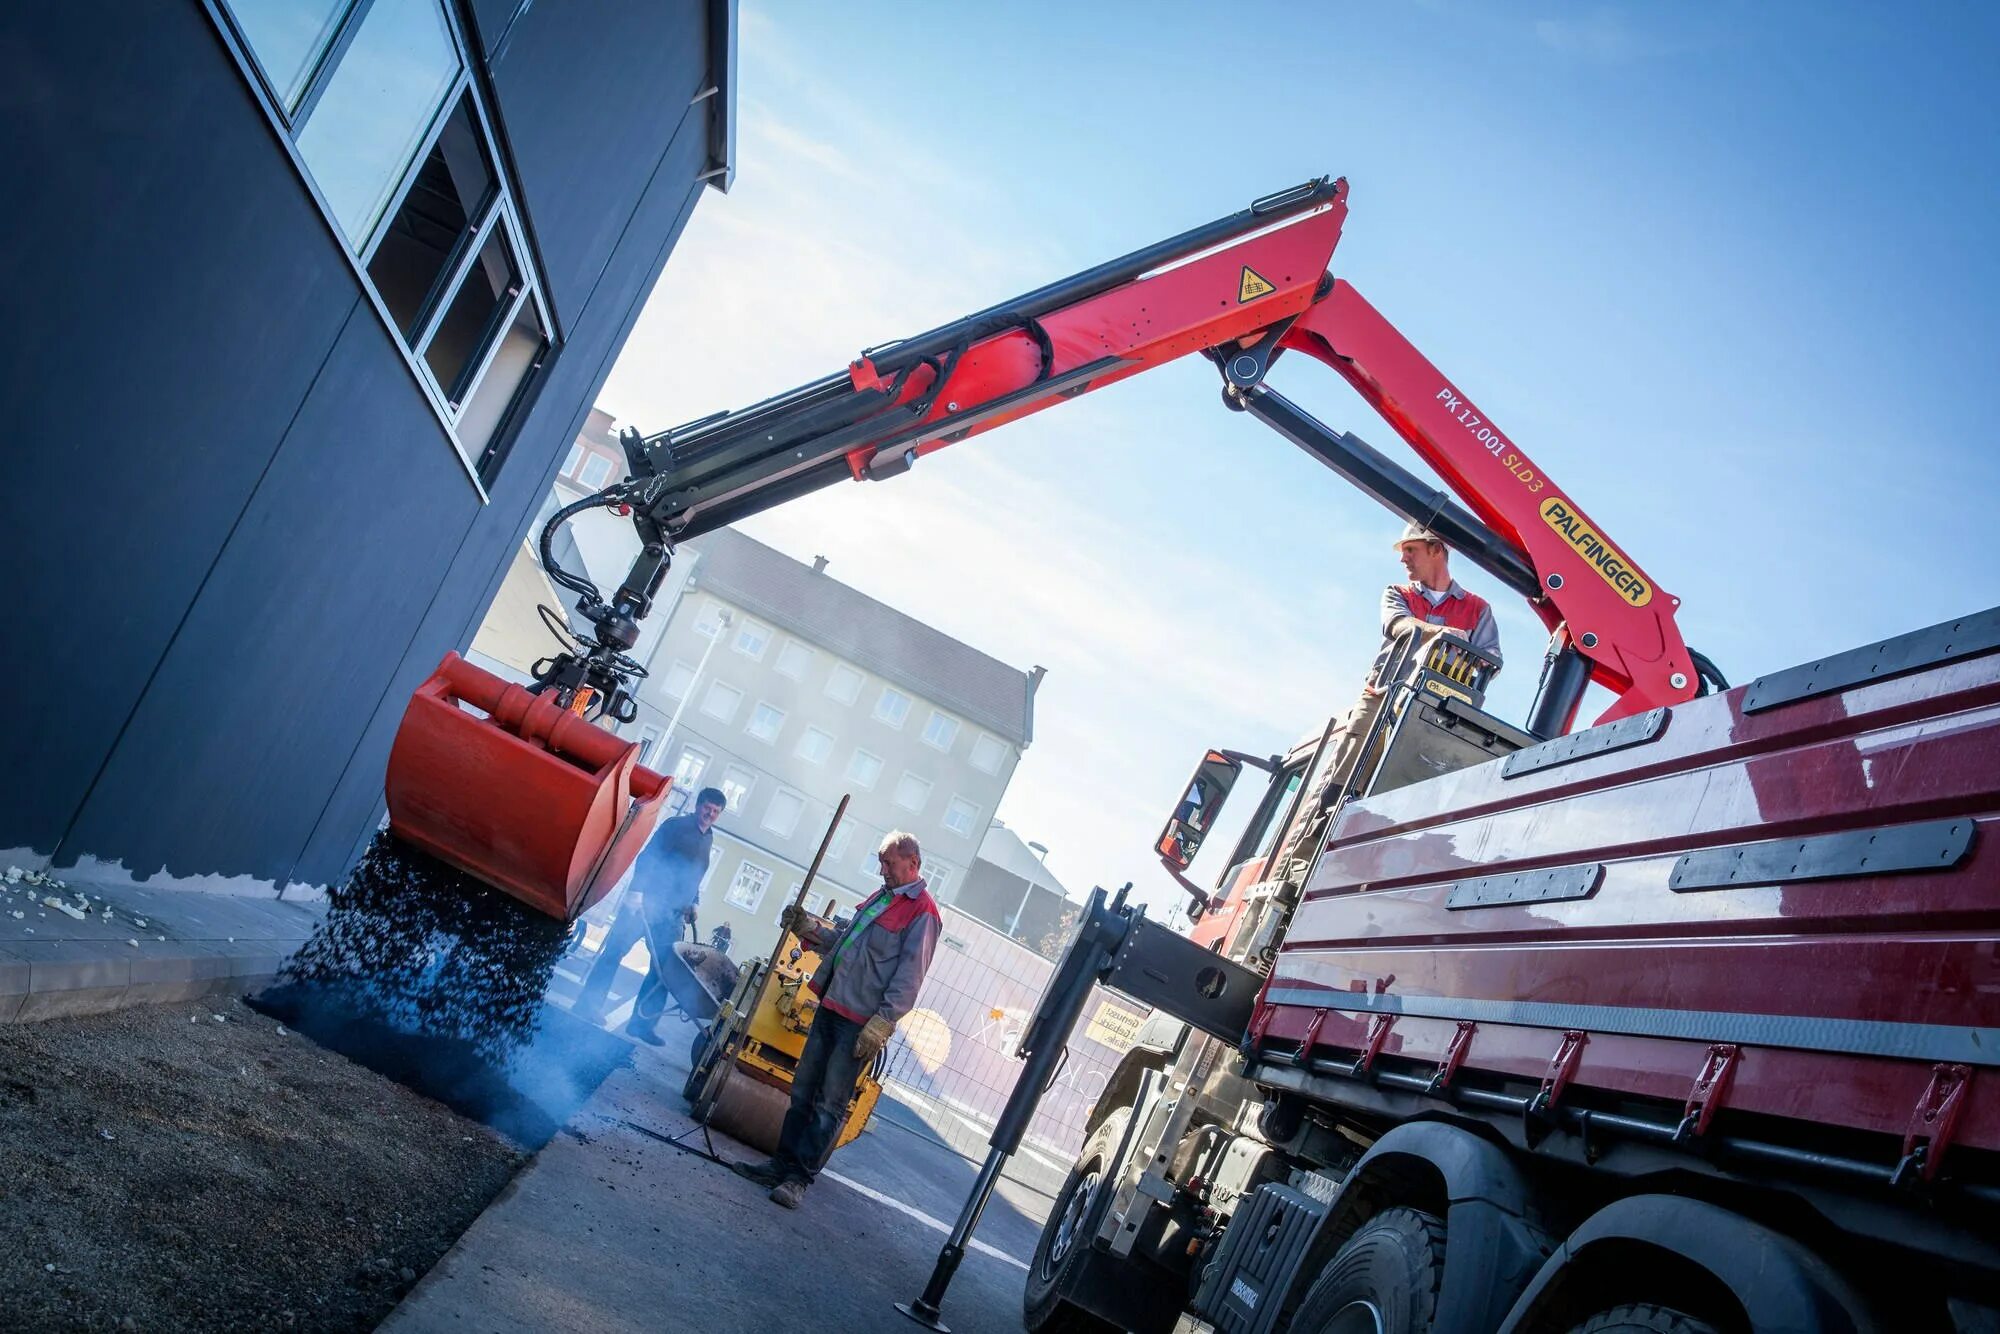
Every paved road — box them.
[386,971,1056,1334]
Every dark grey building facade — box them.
[1,1,735,892]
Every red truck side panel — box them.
[1251,649,2000,1153]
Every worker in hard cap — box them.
[1276,521,1502,872]
[572,785,727,1044]
[733,830,940,1208]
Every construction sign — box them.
[1086,999,1149,1052]
[1238,265,1276,303]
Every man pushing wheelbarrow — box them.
[572,785,727,1044]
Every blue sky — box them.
[601,3,2000,912]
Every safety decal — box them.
[1539,498,1652,607]
[1237,266,1276,303]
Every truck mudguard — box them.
[1084,1017,1183,1138]
[1315,1121,1553,1334]
[1496,1195,1874,1334]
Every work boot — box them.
[623,1019,664,1047]
[730,1158,786,1188]
[768,1177,808,1209]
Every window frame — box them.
[691,599,730,640]
[673,745,712,789]
[633,723,663,769]
[204,0,555,498]
[824,661,865,706]
[724,859,773,914]
[720,763,756,812]
[659,658,698,702]
[845,748,884,790]
[761,787,806,839]
[893,770,933,814]
[745,700,787,744]
[921,709,960,752]
[732,619,774,661]
[794,725,835,766]
[942,795,980,839]
[576,451,613,489]
[873,686,913,730]
[774,638,815,680]
[969,731,1008,775]
[700,678,744,724]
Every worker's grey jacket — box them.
[806,877,941,1026]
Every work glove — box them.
[779,904,809,938]
[853,1015,895,1063]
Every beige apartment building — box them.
[634,528,1044,959]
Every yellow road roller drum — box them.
[684,919,883,1155]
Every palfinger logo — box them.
[1540,498,1652,607]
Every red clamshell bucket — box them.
[384,653,671,920]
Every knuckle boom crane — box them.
[386,175,1717,918]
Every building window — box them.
[970,732,1008,775]
[825,662,864,706]
[846,749,884,790]
[942,796,980,839]
[854,828,885,880]
[576,452,612,489]
[700,680,743,724]
[561,441,589,481]
[826,819,854,862]
[795,726,835,766]
[894,771,932,813]
[927,864,952,900]
[775,639,815,680]
[720,765,755,812]
[660,659,697,702]
[633,724,663,769]
[763,789,805,839]
[673,746,711,790]
[746,702,786,744]
[921,711,960,752]
[692,599,730,639]
[222,0,351,114]
[873,687,912,729]
[733,620,773,660]
[725,860,773,914]
[215,0,552,489]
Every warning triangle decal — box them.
[1238,266,1276,303]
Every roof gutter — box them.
[698,0,737,192]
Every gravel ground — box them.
[0,996,524,1332]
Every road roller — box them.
[681,795,882,1154]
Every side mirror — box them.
[1154,750,1242,871]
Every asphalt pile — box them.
[251,832,629,1148]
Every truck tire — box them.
[1567,1304,1720,1334]
[1023,1111,1125,1333]
[1288,1206,1447,1334]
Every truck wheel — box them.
[1023,1111,1125,1333]
[1567,1304,1719,1334]
[1289,1207,1447,1334]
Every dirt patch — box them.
[0,996,524,1332]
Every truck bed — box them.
[1247,609,2000,1163]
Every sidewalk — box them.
[384,1033,1042,1334]
[0,867,323,1022]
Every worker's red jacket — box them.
[806,878,941,1026]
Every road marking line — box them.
[821,1169,1030,1273]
